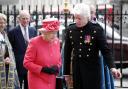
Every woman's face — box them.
[74,14,88,27]
[43,31,57,41]
[0,18,6,32]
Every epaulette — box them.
[89,21,103,31]
[91,20,98,24]
[69,22,76,26]
[91,21,101,27]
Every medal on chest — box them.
[84,35,91,44]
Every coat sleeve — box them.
[7,29,15,48]
[31,27,37,36]
[63,28,72,75]
[54,38,62,70]
[96,25,116,69]
[23,39,42,75]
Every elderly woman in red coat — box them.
[23,18,62,89]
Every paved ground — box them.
[115,88,128,89]
[114,79,128,89]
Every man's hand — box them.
[64,75,72,88]
[111,68,122,79]
[4,57,11,64]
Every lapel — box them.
[28,27,34,39]
[16,25,27,45]
[28,27,31,39]
[28,27,37,39]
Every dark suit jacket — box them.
[8,25,37,76]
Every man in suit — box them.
[8,10,37,89]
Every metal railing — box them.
[0,4,128,88]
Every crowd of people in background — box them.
[0,3,122,89]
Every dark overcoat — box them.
[7,25,37,76]
[64,22,115,89]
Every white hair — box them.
[19,10,30,18]
[0,13,7,22]
[72,3,91,19]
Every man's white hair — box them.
[19,10,30,18]
[72,3,91,19]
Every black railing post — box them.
[35,5,38,30]
[120,4,123,88]
[96,5,98,20]
[57,5,60,38]
[0,5,2,13]
[64,13,67,30]
[50,5,53,18]
[13,5,17,27]
[28,5,31,26]
[42,5,45,19]
[104,4,107,34]
[57,5,60,20]
[21,5,23,10]
[63,8,68,44]
[111,5,114,60]
[7,5,10,32]
[28,5,31,14]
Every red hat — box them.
[41,18,60,32]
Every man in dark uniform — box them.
[63,3,121,89]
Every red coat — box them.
[23,36,62,89]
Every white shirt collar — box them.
[20,24,29,41]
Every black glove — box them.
[51,65,59,74]
[41,65,59,75]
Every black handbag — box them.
[56,76,68,89]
